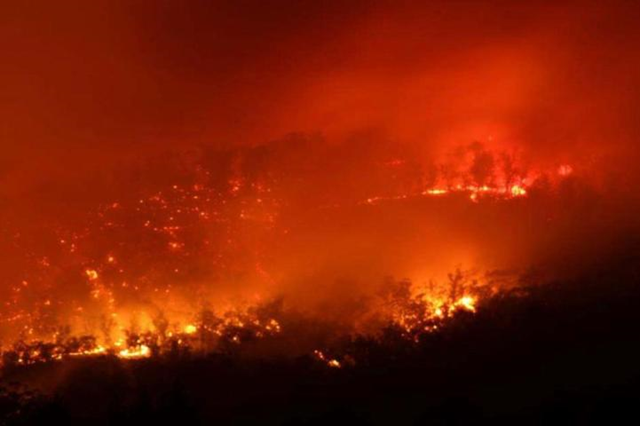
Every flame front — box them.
[0,142,576,368]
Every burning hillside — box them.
[2,1,640,423]
[0,139,588,365]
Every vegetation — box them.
[1,248,640,425]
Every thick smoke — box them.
[1,1,640,338]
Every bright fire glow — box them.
[0,145,575,368]
[118,345,151,359]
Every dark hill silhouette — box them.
[2,243,640,425]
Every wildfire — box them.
[0,279,486,369]
[313,350,342,368]
[367,180,533,206]
[558,164,573,176]
[118,345,151,359]
[0,142,574,370]
[85,269,99,281]
[68,345,107,357]
[456,295,477,312]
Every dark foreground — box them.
[2,250,640,425]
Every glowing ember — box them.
[558,164,573,176]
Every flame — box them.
[0,144,574,369]
[69,345,107,357]
[118,345,151,359]
[510,185,527,197]
[456,296,477,312]
[314,350,342,368]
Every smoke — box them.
[3,2,640,171]
[1,1,640,338]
